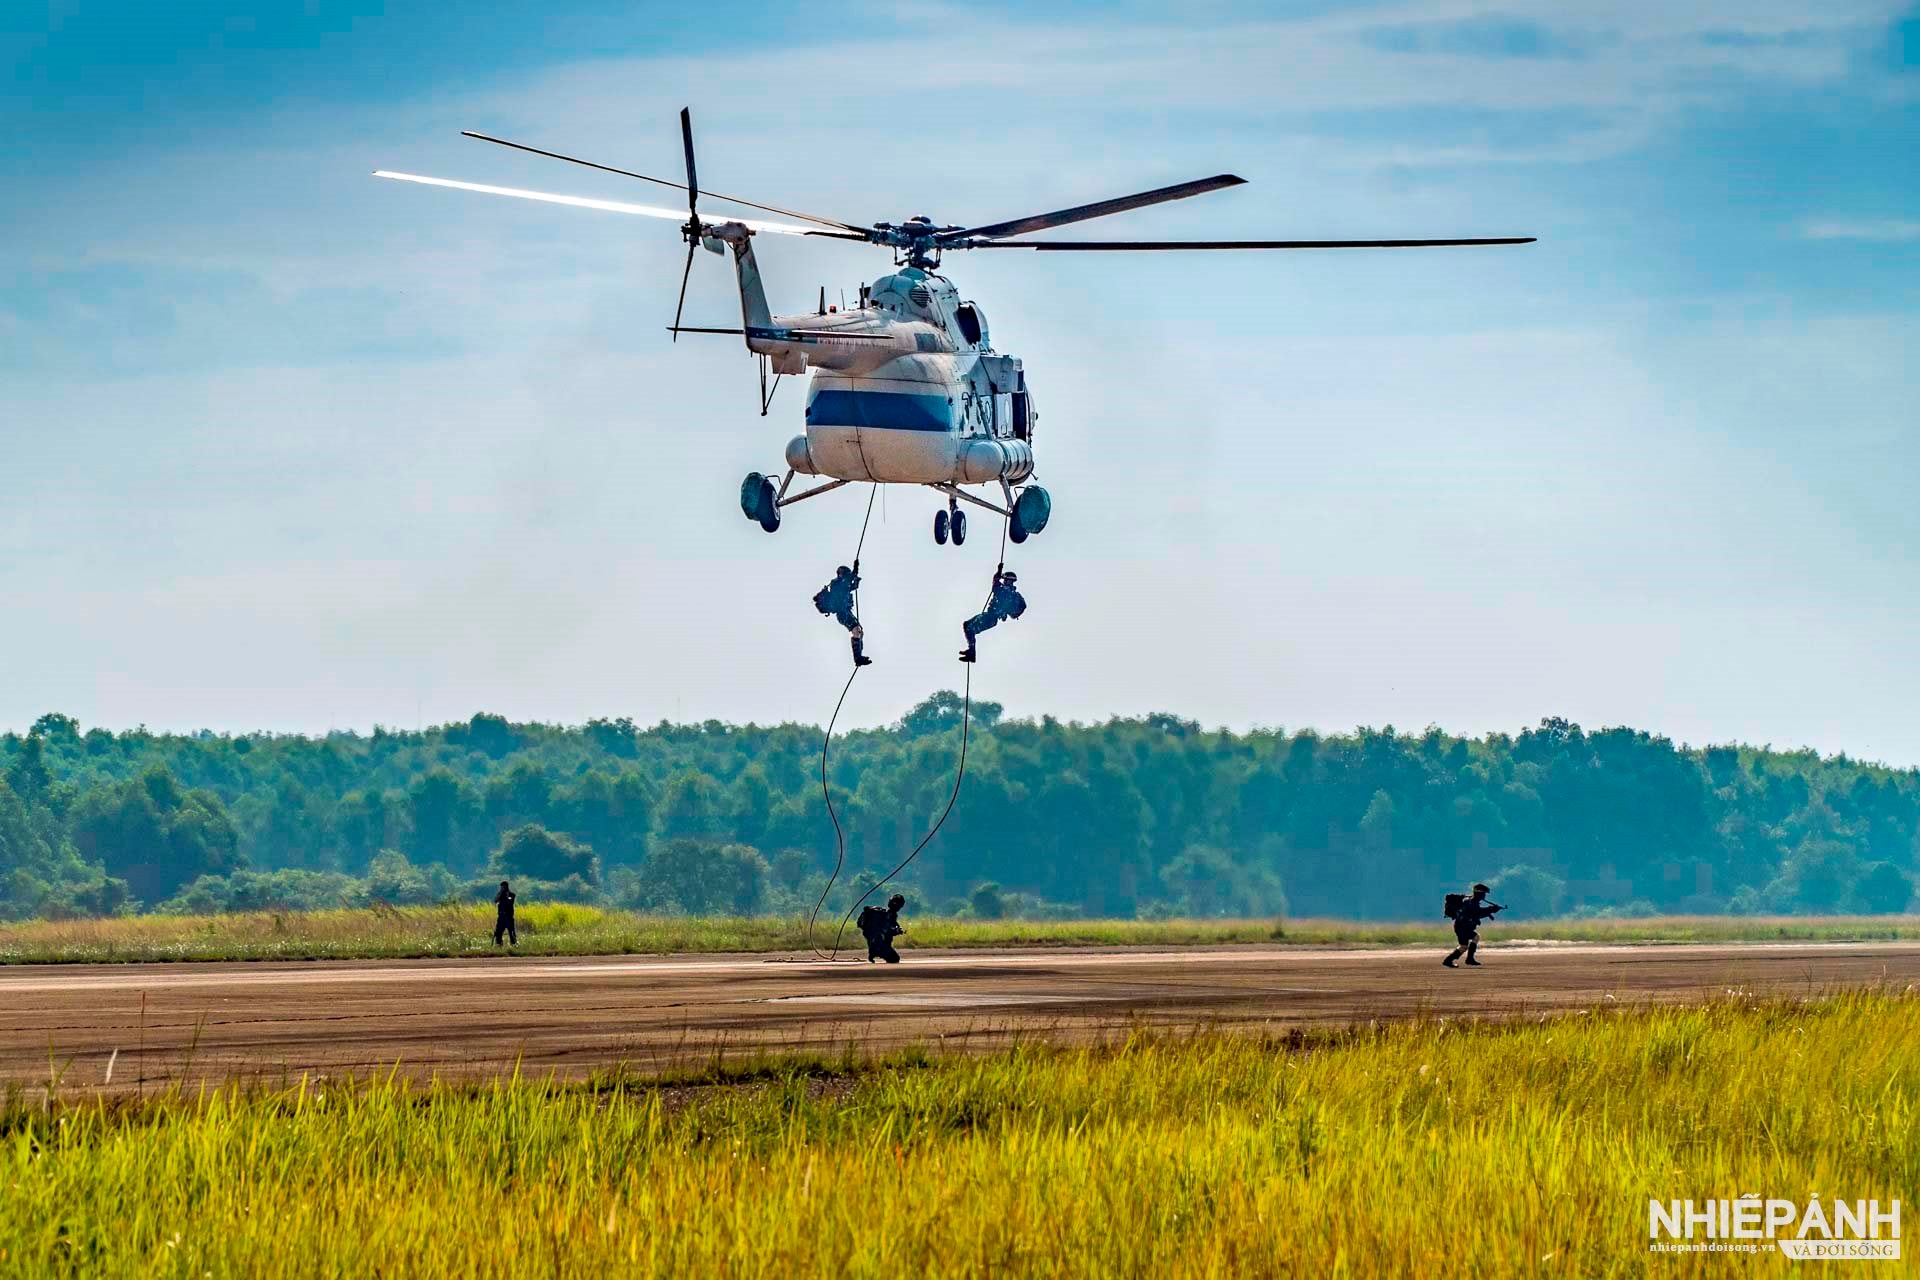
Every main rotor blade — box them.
[460,130,866,232]
[941,175,1247,243]
[964,237,1537,250]
[680,107,698,216]
[371,172,816,235]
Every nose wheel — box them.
[933,503,967,546]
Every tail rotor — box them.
[672,107,700,340]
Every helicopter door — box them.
[1012,389,1031,441]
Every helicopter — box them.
[376,110,1533,547]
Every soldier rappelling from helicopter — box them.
[813,562,872,667]
[960,568,1026,663]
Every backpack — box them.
[857,904,887,941]
[1443,892,1466,920]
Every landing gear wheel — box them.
[951,508,967,546]
[934,508,950,545]
[741,473,779,532]
[1013,485,1052,538]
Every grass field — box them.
[3,991,1912,1277]
[1,904,1917,964]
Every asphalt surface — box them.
[5,941,1915,1090]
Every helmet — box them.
[1471,883,1490,894]
[888,894,906,909]
[837,565,852,576]
[1001,571,1018,583]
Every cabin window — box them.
[954,303,983,346]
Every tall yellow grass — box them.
[5,992,1914,1277]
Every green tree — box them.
[1764,839,1862,914]
[6,732,49,801]
[0,775,51,877]
[408,770,478,869]
[901,691,1002,736]
[585,717,639,758]
[336,790,397,870]
[558,770,651,867]
[631,838,767,914]
[1855,862,1914,914]
[365,849,458,905]
[1159,845,1285,917]
[655,770,724,841]
[486,762,554,832]
[69,766,244,904]
[1490,863,1567,919]
[729,765,774,847]
[968,881,1006,920]
[492,824,596,884]
[453,712,516,759]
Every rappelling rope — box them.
[827,661,972,959]
[821,509,1012,960]
[806,484,879,959]
[806,665,860,959]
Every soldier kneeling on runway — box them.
[858,894,907,964]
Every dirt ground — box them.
[5,940,1916,1091]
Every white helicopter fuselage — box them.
[716,225,1036,488]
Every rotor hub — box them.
[868,218,964,268]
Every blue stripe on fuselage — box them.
[806,390,953,433]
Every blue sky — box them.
[3,0,1918,761]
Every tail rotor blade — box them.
[680,108,699,216]
[674,109,698,343]
[671,238,697,341]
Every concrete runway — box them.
[4,941,1915,1090]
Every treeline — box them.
[1,703,1915,923]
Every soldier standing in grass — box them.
[1442,882,1502,967]
[493,880,517,947]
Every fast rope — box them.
[827,661,972,959]
[806,484,878,959]
[820,510,1012,961]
